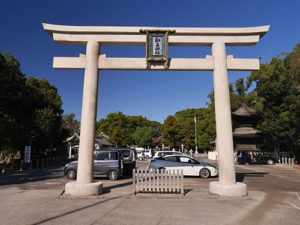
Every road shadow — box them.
[31,195,124,225]
[0,166,64,187]
[102,180,133,194]
[236,172,269,182]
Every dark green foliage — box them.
[246,45,300,158]
[0,51,27,153]
[62,113,80,137]
[0,51,67,159]
[97,112,162,147]
[132,126,154,147]
[162,115,180,148]
[174,108,215,151]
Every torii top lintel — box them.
[43,23,269,46]
[43,23,269,71]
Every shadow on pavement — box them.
[0,166,64,187]
[102,181,133,194]
[31,195,125,225]
[236,172,269,182]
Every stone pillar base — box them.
[65,181,103,196]
[209,181,247,197]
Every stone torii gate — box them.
[43,23,269,197]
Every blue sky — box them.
[1,0,300,123]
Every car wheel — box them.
[66,169,76,180]
[199,168,210,179]
[138,157,143,161]
[145,155,149,159]
[267,159,274,165]
[108,170,119,181]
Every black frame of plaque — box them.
[140,30,175,69]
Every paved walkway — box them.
[0,161,299,225]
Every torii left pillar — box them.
[65,41,103,196]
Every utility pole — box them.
[194,115,198,153]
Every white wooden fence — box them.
[133,169,184,196]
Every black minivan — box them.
[64,149,123,181]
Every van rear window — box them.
[122,150,130,157]
[110,152,119,160]
[97,152,109,160]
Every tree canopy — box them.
[246,44,300,158]
[162,115,180,148]
[62,113,81,137]
[132,126,154,147]
[97,112,162,147]
[0,51,68,159]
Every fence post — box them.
[149,169,152,192]
[137,169,140,193]
[181,169,184,196]
[161,170,164,193]
[133,169,135,194]
[156,169,159,193]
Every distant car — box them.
[237,150,276,165]
[148,155,218,178]
[153,151,184,159]
[137,149,153,160]
[64,149,123,181]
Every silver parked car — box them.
[148,155,218,178]
[64,149,123,181]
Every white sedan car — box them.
[148,155,218,178]
[153,150,184,158]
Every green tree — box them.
[284,43,300,86]
[247,52,300,157]
[175,108,198,149]
[97,112,127,147]
[180,121,194,149]
[97,112,162,147]
[197,107,216,151]
[0,51,66,159]
[132,126,154,147]
[62,113,80,136]
[0,51,28,153]
[162,115,180,148]
[25,77,65,158]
